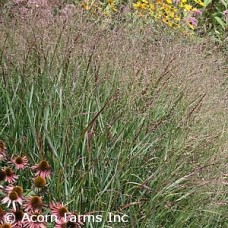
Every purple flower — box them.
[191,9,202,17]
[186,17,198,28]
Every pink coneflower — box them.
[6,186,23,198]
[24,196,43,212]
[31,160,51,179]
[10,155,28,170]
[23,211,46,228]
[0,140,7,161]
[50,202,68,219]
[1,191,23,211]
[4,168,18,184]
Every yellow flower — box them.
[141,3,148,9]
[162,3,172,11]
[155,12,163,19]
[167,21,174,27]
[171,7,178,13]
[81,3,90,11]
[168,11,175,18]
[184,4,193,11]
[110,4,117,12]
[133,2,142,10]
[149,3,155,11]
[187,23,195,30]
[166,0,172,4]
[194,0,205,7]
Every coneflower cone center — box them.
[30,196,42,207]
[15,157,23,164]
[58,207,68,217]
[5,168,13,176]
[9,191,19,200]
[38,160,50,171]
[34,176,46,187]
[14,210,24,221]
[13,186,23,196]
